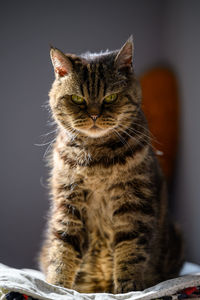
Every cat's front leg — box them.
[45,234,84,288]
[111,194,155,293]
[42,188,88,288]
[113,237,147,293]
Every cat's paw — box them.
[46,273,71,288]
[115,280,145,293]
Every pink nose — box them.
[90,114,99,121]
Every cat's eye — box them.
[104,93,118,103]
[71,94,85,104]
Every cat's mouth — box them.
[90,125,101,130]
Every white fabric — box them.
[0,262,200,300]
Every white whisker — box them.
[40,129,58,137]
[34,139,55,147]
[112,129,134,154]
[43,138,57,158]
[117,124,152,149]
[123,116,161,145]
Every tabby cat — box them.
[39,37,183,293]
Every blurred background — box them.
[0,0,200,269]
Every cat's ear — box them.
[50,47,73,77]
[115,36,134,70]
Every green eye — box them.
[104,93,118,103]
[71,95,85,104]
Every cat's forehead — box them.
[71,51,116,77]
[70,51,127,98]
[75,61,110,100]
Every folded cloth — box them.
[1,263,200,300]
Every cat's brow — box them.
[94,64,99,97]
[77,60,107,101]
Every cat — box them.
[39,37,183,294]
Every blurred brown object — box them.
[140,67,179,182]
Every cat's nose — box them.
[89,114,99,121]
[87,103,101,121]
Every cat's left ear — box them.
[115,36,134,70]
[50,47,73,77]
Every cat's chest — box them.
[76,163,115,192]
[78,166,115,235]
[87,190,113,235]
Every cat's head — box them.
[49,37,141,139]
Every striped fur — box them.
[39,39,183,293]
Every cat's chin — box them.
[78,126,110,138]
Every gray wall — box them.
[0,0,199,269]
[162,0,200,264]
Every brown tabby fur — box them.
[39,37,183,293]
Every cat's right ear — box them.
[50,47,73,78]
